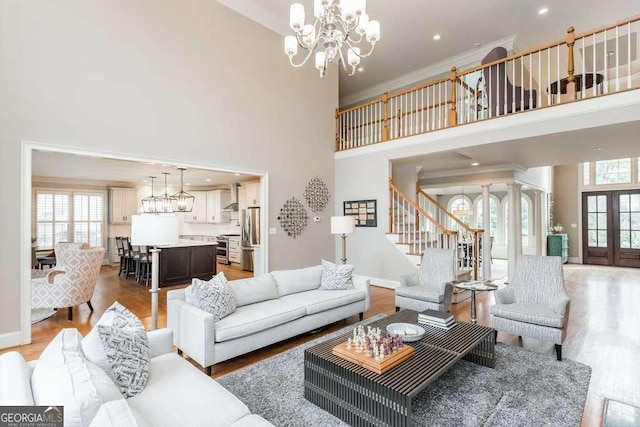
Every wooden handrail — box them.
[336,13,640,153]
[389,181,457,235]
[416,185,484,235]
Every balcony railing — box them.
[335,14,640,152]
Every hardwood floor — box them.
[3,263,639,426]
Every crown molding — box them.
[339,34,518,108]
[418,164,525,180]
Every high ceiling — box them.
[217,0,639,103]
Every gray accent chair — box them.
[395,248,456,313]
[481,46,537,116]
[490,255,570,361]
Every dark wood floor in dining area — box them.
[3,262,639,427]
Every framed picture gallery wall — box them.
[343,199,377,227]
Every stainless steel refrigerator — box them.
[241,207,259,271]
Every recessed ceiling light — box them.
[143,180,148,183]
[471,162,480,166]
[473,43,480,48]
[206,178,212,182]
[593,147,605,151]
[186,182,191,186]
[433,34,441,41]
[234,173,241,176]
[357,67,364,72]
[538,7,548,15]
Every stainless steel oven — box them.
[216,235,229,264]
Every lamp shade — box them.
[131,215,179,246]
[331,216,356,234]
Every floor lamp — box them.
[131,214,178,330]
[331,216,356,264]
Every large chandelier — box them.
[284,0,380,78]
[171,167,195,213]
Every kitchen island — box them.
[157,239,218,287]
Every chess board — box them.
[331,341,415,374]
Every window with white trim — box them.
[595,158,631,185]
[35,192,71,250]
[35,190,105,250]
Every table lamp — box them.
[131,214,179,330]
[331,216,356,264]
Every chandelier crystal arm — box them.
[283,0,380,78]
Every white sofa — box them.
[167,265,371,375]
[0,328,273,427]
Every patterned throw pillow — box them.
[81,302,150,398]
[185,272,237,321]
[319,259,355,290]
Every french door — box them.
[582,190,640,267]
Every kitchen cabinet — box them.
[109,188,138,224]
[228,236,241,264]
[547,234,568,264]
[245,181,260,207]
[206,190,231,223]
[184,191,207,223]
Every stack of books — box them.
[418,309,457,330]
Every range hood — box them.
[222,183,239,211]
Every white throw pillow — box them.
[319,259,355,290]
[82,302,150,398]
[185,272,237,321]
[31,328,123,427]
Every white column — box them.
[507,183,523,281]
[534,190,543,256]
[481,184,492,280]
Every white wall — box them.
[0,1,337,341]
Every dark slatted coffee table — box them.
[304,310,495,427]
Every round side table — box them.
[451,281,499,324]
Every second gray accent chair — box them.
[395,248,456,313]
[490,255,570,361]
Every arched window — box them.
[475,195,499,239]
[503,195,533,247]
[448,195,472,231]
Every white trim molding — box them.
[0,332,22,350]
[356,275,400,290]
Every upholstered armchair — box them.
[395,248,456,313]
[54,242,89,270]
[490,255,570,361]
[32,247,105,321]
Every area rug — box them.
[217,314,592,427]
[31,308,56,324]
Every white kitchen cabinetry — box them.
[109,188,138,224]
[206,190,231,223]
[228,236,241,264]
[184,191,207,223]
[245,181,260,207]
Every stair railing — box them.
[388,180,458,259]
[416,185,484,280]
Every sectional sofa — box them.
[167,265,371,375]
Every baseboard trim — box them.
[0,331,22,350]
[356,275,400,289]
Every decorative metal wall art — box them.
[278,197,308,238]
[303,176,330,212]
[344,199,377,227]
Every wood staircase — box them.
[387,181,485,300]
